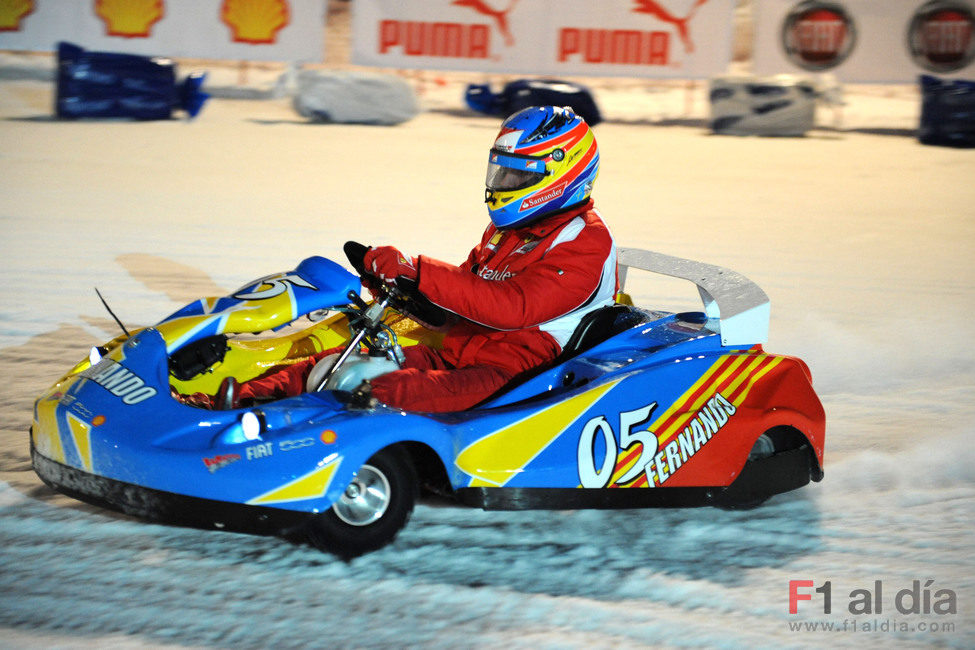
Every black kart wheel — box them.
[714,427,812,510]
[305,446,418,558]
[714,432,775,510]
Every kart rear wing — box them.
[616,248,770,347]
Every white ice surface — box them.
[1,64,973,649]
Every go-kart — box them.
[30,244,825,557]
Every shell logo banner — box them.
[753,0,975,82]
[95,0,164,38]
[351,0,737,78]
[221,0,290,44]
[0,0,35,32]
[0,0,324,62]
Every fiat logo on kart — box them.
[781,1,857,71]
[907,1,975,73]
[233,272,317,301]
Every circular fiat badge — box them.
[781,1,857,71]
[908,1,975,73]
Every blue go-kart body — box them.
[31,249,825,556]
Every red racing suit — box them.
[238,199,617,411]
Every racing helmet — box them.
[485,105,599,229]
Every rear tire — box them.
[714,428,809,510]
[305,446,417,558]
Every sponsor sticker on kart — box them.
[80,358,157,405]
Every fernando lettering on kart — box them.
[183,105,616,413]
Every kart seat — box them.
[475,304,648,408]
[557,303,639,360]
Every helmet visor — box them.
[486,151,547,192]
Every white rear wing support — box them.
[617,248,770,347]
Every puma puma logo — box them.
[632,0,710,53]
[452,0,519,46]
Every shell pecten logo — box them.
[0,0,34,32]
[221,0,290,45]
[95,0,164,38]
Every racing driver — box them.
[217,105,616,412]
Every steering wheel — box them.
[343,241,449,328]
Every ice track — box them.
[2,435,973,649]
[2,72,973,648]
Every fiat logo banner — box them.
[908,1,975,73]
[781,1,857,71]
[755,0,975,82]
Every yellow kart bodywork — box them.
[168,309,443,395]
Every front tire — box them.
[305,446,418,558]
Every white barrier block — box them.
[709,75,818,136]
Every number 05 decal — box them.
[577,402,658,488]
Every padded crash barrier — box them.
[919,75,975,148]
[465,79,602,126]
[709,75,817,136]
[56,42,208,120]
[292,70,420,125]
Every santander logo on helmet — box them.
[484,106,599,229]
